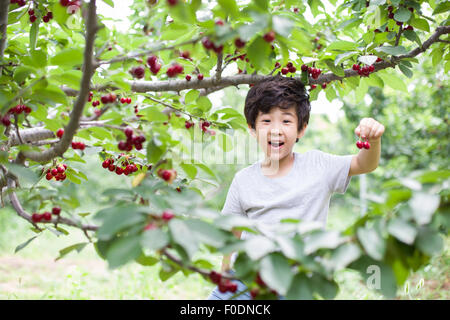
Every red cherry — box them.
[185,74,191,81]
[310,84,317,90]
[162,170,171,181]
[51,168,58,176]
[162,210,175,221]
[281,67,289,75]
[124,127,133,139]
[234,38,246,48]
[209,271,222,284]
[352,64,360,71]
[31,213,42,223]
[356,140,364,149]
[301,64,308,72]
[363,141,371,149]
[56,128,64,138]
[180,51,190,59]
[321,83,327,89]
[52,207,61,215]
[167,0,177,6]
[197,74,204,80]
[368,65,375,72]
[43,15,50,23]
[201,37,214,50]
[42,212,52,221]
[102,160,110,168]
[46,173,53,180]
[1,115,11,126]
[30,15,37,23]
[250,288,259,299]
[263,31,275,43]
[108,164,116,172]
[57,166,65,173]
[288,66,296,73]
[147,55,157,66]
[150,62,161,75]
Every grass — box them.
[0,204,448,300]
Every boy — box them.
[207,76,385,300]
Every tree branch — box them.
[18,0,99,163]
[0,0,9,75]
[60,25,449,97]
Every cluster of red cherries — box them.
[102,154,140,176]
[279,62,297,75]
[117,127,146,151]
[31,207,61,223]
[356,136,371,149]
[209,271,238,294]
[1,104,32,126]
[45,164,68,181]
[352,64,375,77]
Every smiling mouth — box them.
[268,141,285,149]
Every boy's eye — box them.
[262,120,270,122]
[283,120,291,123]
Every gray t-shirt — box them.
[221,149,353,266]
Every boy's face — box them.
[248,106,307,161]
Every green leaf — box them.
[14,236,38,253]
[135,254,159,266]
[324,59,345,77]
[13,66,35,83]
[415,227,443,256]
[55,242,89,261]
[106,235,142,269]
[245,236,277,260]
[50,48,83,68]
[141,228,169,251]
[357,227,386,260]
[95,205,146,241]
[272,15,295,38]
[247,36,271,70]
[217,0,240,18]
[183,219,229,247]
[310,274,339,299]
[335,51,358,65]
[410,17,429,32]
[327,243,362,270]
[286,273,313,299]
[432,1,450,14]
[168,219,199,260]
[218,132,233,152]
[375,46,408,56]
[260,253,294,295]
[409,192,440,225]
[387,218,417,245]
[180,163,197,179]
[304,230,346,254]
[143,106,168,122]
[29,22,39,51]
[196,96,212,112]
[327,40,359,51]
[394,8,411,22]
[378,72,407,92]
[102,0,114,7]
[185,90,199,104]
[147,139,166,165]
[398,64,413,78]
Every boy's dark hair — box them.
[244,75,311,133]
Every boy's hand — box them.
[354,117,385,143]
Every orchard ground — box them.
[1,202,448,300]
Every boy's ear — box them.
[297,124,308,140]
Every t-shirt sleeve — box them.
[315,150,353,194]
[221,174,246,217]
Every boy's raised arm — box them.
[349,117,385,176]
[221,228,242,273]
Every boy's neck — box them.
[261,151,295,176]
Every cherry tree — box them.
[1,0,449,299]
